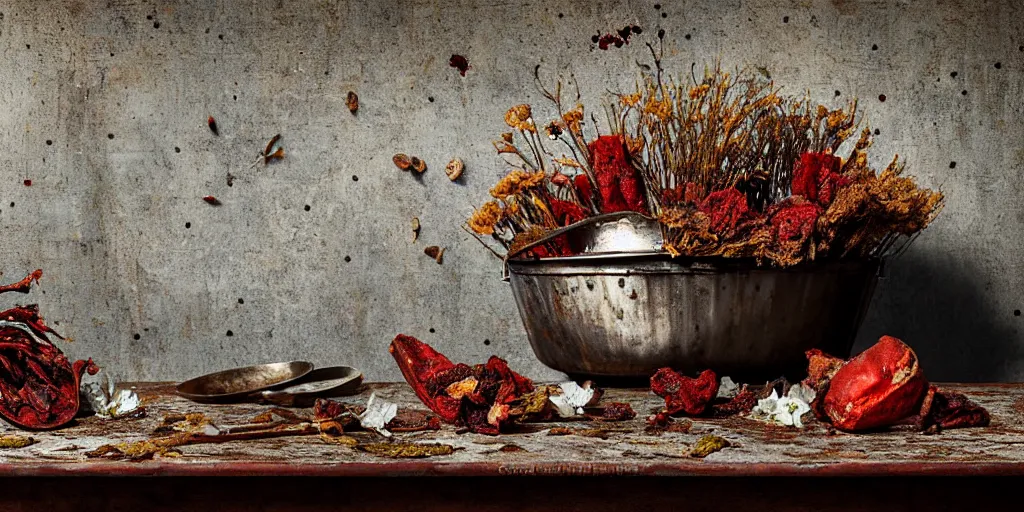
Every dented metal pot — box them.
[506,253,880,381]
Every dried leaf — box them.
[393,153,412,171]
[357,442,455,458]
[690,434,730,458]
[0,435,35,449]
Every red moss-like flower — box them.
[768,198,822,243]
[587,135,648,215]
[792,152,851,206]
[650,368,719,416]
[698,187,754,235]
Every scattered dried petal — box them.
[202,195,221,206]
[411,156,427,174]
[424,246,445,264]
[358,442,455,458]
[393,153,413,171]
[207,116,219,136]
[445,158,464,181]
[690,434,730,458]
[346,91,359,114]
[0,435,35,449]
[411,217,421,242]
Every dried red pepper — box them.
[650,368,718,416]
[587,135,648,215]
[698,187,754,235]
[389,334,533,435]
[0,271,98,430]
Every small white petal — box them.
[360,393,399,437]
[717,376,739,399]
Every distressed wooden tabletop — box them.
[1,382,1022,477]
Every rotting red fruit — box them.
[792,152,850,206]
[0,271,99,430]
[823,336,928,432]
[389,334,533,435]
[918,384,990,431]
[584,402,636,422]
[768,197,822,244]
[587,135,648,215]
[650,368,718,416]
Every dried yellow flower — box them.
[504,104,535,132]
[468,201,503,235]
[489,170,546,198]
[619,93,642,107]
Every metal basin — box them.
[507,253,880,381]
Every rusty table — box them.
[0,382,1021,511]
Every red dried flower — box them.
[549,198,588,227]
[650,368,718,416]
[698,187,753,235]
[768,198,822,243]
[587,135,648,215]
[792,152,850,206]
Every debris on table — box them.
[445,158,464,181]
[690,434,730,458]
[389,334,534,435]
[424,246,445,264]
[717,376,739,399]
[547,427,615,440]
[0,270,99,430]
[584,402,636,422]
[357,442,456,458]
[346,91,359,114]
[358,392,398,437]
[918,385,991,431]
[0,435,36,449]
[81,372,144,419]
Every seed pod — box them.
[445,158,464,181]
[411,156,427,174]
[424,246,444,264]
[346,91,359,114]
[393,153,412,171]
[411,217,421,242]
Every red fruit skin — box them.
[823,336,928,432]
[587,135,648,215]
[650,368,719,416]
[388,334,462,423]
[698,187,752,234]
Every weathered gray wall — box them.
[0,0,1021,383]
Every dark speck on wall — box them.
[995,62,1002,69]
[872,44,878,50]
[484,339,491,345]
[226,330,233,337]
[185,222,191,229]
[783,16,789,23]
[873,128,880,135]
[153,22,160,29]
[133,333,140,340]
[107,133,114,139]
[654,3,661,9]
[9,202,13,208]
[1015,309,1021,316]
[950,161,957,168]
[344,255,351,262]
[558,12,563,18]
[834,90,841,97]
[950,71,958,78]
[174,146,180,153]
[428,96,435,102]
[661,12,667,18]
[962,90,968,95]
[352,175,359,181]
[685,33,691,40]
[238,298,244,304]
[46,140,52,145]
[878,94,886,102]
[429,328,435,333]
[25,44,30,49]
[304,204,311,211]
[146,15,152,20]
[218,34,224,40]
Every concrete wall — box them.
[0,0,1021,383]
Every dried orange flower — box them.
[619,93,642,107]
[554,157,583,168]
[489,170,546,198]
[504,104,535,132]
[468,201,503,235]
[644,97,672,120]
[562,105,584,132]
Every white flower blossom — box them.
[751,384,816,429]
[359,393,398,437]
[548,381,595,417]
[717,376,739,399]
